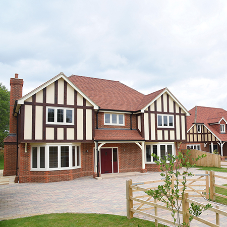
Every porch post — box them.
[211,142,214,153]
[221,143,223,156]
[94,141,98,173]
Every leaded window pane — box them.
[66,110,72,123]
[153,145,157,161]
[105,114,110,123]
[48,109,54,122]
[160,145,165,160]
[112,114,117,124]
[72,146,75,167]
[146,145,151,162]
[119,115,123,124]
[158,115,162,126]
[40,147,45,168]
[167,145,172,158]
[164,116,168,126]
[61,146,69,167]
[57,109,64,122]
[77,146,80,167]
[169,116,173,126]
[49,146,58,168]
[32,147,37,168]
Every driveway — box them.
[1,168,227,226]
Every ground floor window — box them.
[187,144,201,150]
[146,143,175,163]
[31,144,81,171]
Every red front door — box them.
[101,148,112,174]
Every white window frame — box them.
[187,144,201,150]
[46,107,74,125]
[220,124,225,133]
[31,144,81,171]
[197,124,202,133]
[104,113,125,126]
[145,143,175,163]
[157,114,174,128]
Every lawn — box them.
[0,213,162,227]
[195,166,227,172]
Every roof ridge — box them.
[69,74,120,83]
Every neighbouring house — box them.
[4,73,190,183]
[182,106,227,158]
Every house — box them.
[182,106,227,158]
[4,73,190,183]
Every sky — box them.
[1,0,227,111]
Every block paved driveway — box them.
[1,168,227,226]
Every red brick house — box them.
[182,106,227,157]
[4,73,190,183]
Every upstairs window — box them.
[157,115,174,127]
[47,107,74,125]
[197,124,202,133]
[104,113,124,125]
[187,144,201,150]
[220,124,225,133]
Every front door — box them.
[101,148,112,174]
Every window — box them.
[197,124,202,133]
[47,107,74,125]
[146,143,174,163]
[220,124,225,133]
[157,115,174,127]
[31,144,80,171]
[187,144,201,150]
[104,113,124,125]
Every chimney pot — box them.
[15,73,18,78]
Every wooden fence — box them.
[126,171,227,226]
[181,149,221,168]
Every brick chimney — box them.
[9,73,23,134]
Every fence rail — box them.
[181,149,221,167]
[126,171,227,226]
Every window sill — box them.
[31,166,81,171]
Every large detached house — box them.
[4,73,189,183]
[182,106,227,157]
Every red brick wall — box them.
[17,143,95,183]
[3,144,17,176]
[9,76,23,134]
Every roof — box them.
[68,75,189,113]
[187,106,227,142]
[94,129,144,141]
[17,73,189,113]
[4,134,17,143]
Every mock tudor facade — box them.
[4,73,190,183]
[182,106,227,157]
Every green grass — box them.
[0,213,163,227]
[0,151,3,170]
[194,166,227,172]
[215,184,227,205]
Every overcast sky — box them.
[1,0,227,111]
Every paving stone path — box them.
[1,168,227,226]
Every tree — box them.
[0,83,10,147]
[145,150,211,226]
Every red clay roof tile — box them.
[94,129,144,141]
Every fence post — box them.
[206,171,209,200]
[126,179,133,219]
[154,198,158,227]
[182,193,189,226]
[216,205,219,226]
[210,171,215,201]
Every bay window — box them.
[146,143,175,163]
[31,144,81,171]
